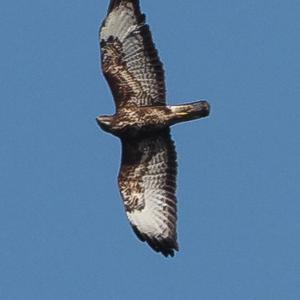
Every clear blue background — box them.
[1,0,299,299]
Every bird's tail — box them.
[167,100,210,125]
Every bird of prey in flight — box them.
[97,0,210,257]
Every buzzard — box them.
[97,0,210,257]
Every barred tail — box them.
[168,100,210,125]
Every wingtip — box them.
[147,237,179,258]
[107,0,141,14]
[107,0,121,13]
[132,225,178,257]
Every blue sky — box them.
[1,0,299,299]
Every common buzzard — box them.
[97,0,210,257]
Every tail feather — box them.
[168,100,210,125]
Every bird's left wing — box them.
[118,129,178,257]
[100,0,166,110]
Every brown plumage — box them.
[97,0,210,257]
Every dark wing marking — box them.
[100,0,166,110]
[118,129,178,257]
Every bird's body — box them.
[97,0,210,257]
[97,101,209,138]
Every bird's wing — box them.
[100,0,166,110]
[118,129,178,257]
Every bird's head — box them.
[96,115,114,133]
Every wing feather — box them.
[118,129,178,257]
[100,0,166,110]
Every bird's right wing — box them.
[118,129,178,257]
[100,0,166,110]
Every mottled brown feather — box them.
[100,0,166,110]
[118,129,178,256]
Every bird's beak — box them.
[96,116,103,127]
[96,115,112,132]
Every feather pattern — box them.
[97,0,210,257]
[100,0,166,110]
[118,129,178,256]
